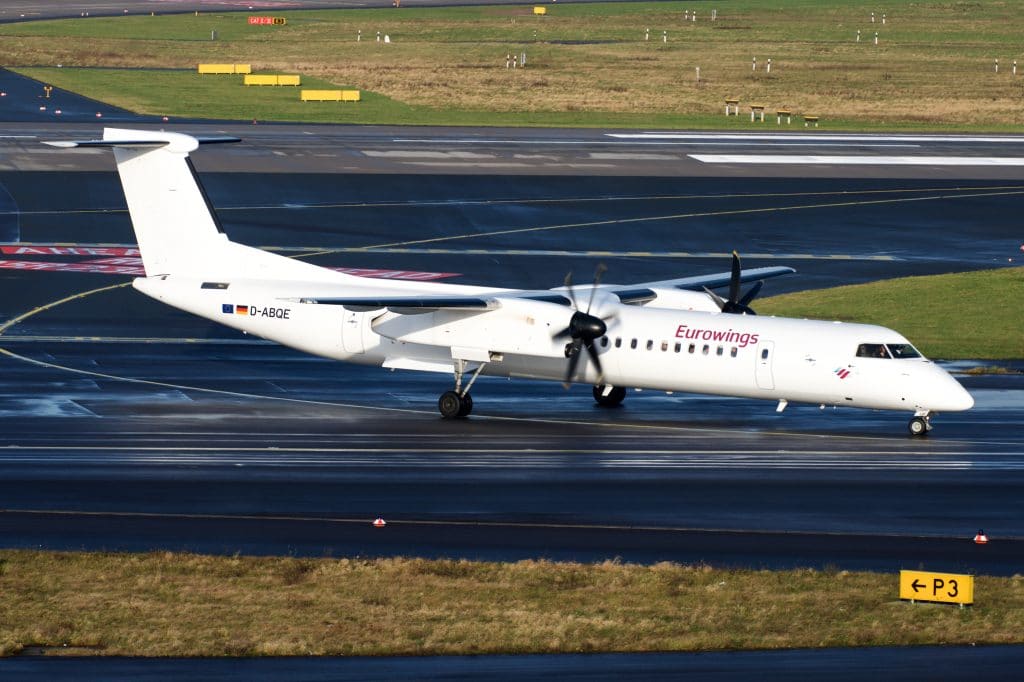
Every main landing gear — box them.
[593,384,626,408]
[438,358,486,419]
[908,412,934,437]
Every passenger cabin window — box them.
[615,337,622,348]
[730,347,738,358]
[716,346,724,356]
[688,344,696,354]
[646,340,654,351]
[857,343,891,359]
[674,342,681,353]
[661,341,669,352]
[702,345,710,355]
[761,348,769,360]
[630,339,638,349]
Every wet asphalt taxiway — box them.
[0,63,1023,679]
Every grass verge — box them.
[4,1,1024,128]
[1,550,1023,657]
[758,267,1024,360]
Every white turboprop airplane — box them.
[47,129,974,436]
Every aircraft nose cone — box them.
[949,384,975,411]
[930,371,974,412]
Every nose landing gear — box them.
[908,412,933,437]
[593,384,627,407]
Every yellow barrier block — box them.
[534,6,547,15]
[235,64,252,74]
[244,74,279,86]
[277,75,301,86]
[301,89,342,102]
[300,89,361,102]
[198,63,236,75]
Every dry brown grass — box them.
[3,2,1024,126]
[2,551,1023,657]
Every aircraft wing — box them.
[604,266,796,303]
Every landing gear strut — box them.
[439,359,485,419]
[593,384,627,407]
[908,412,933,437]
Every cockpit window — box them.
[856,343,891,359]
[856,343,923,359]
[886,343,921,359]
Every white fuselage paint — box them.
[134,275,975,416]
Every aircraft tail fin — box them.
[47,128,240,277]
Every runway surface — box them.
[0,55,1023,673]
[5,645,1024,682]
[1,122,1022,576]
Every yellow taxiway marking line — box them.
[295,188,1024,258]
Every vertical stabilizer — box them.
[46,128,240,277]
[47,128,358,283]
[104,128,230,276]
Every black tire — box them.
[908,417,928,437]
[439,391,464,419]
[593,385,627,407]
[457,393,474,417]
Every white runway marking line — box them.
[394,138,920,148]
[2,448,1019,471]
[612,132,1024,144]
[690,154,1024,166]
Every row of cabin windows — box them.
[599,336,753,359]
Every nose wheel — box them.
[593,384,627,407]
[908,413,933,437]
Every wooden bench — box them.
[776,109,792,125]
[725,98,739,116]
[803,115,820,128]
[750,104,766,122]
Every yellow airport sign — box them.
[899,570,974,606]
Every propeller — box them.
[554,264,611,387]
[703,251,764,315]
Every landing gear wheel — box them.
[439,391,465,419]
[593,385,627,407]
[457,392,473,417]
[908,416,929,437]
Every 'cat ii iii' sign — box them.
[899,570,974,606]
[249,16,287,25]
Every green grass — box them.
[2,550,1023,657]
[759,267,1024,360]
[4,1,1024,128]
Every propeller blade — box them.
[738,280,764,308]
[585,263,607,315]
[584,340,604,384]
[563,344,582,388]
[728,251,742,306]
[703,286,727,311]
[563,271,579,310]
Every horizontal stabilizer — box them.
[304,295,499,312]
[304,291,572,312]
[44,136,240,149]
